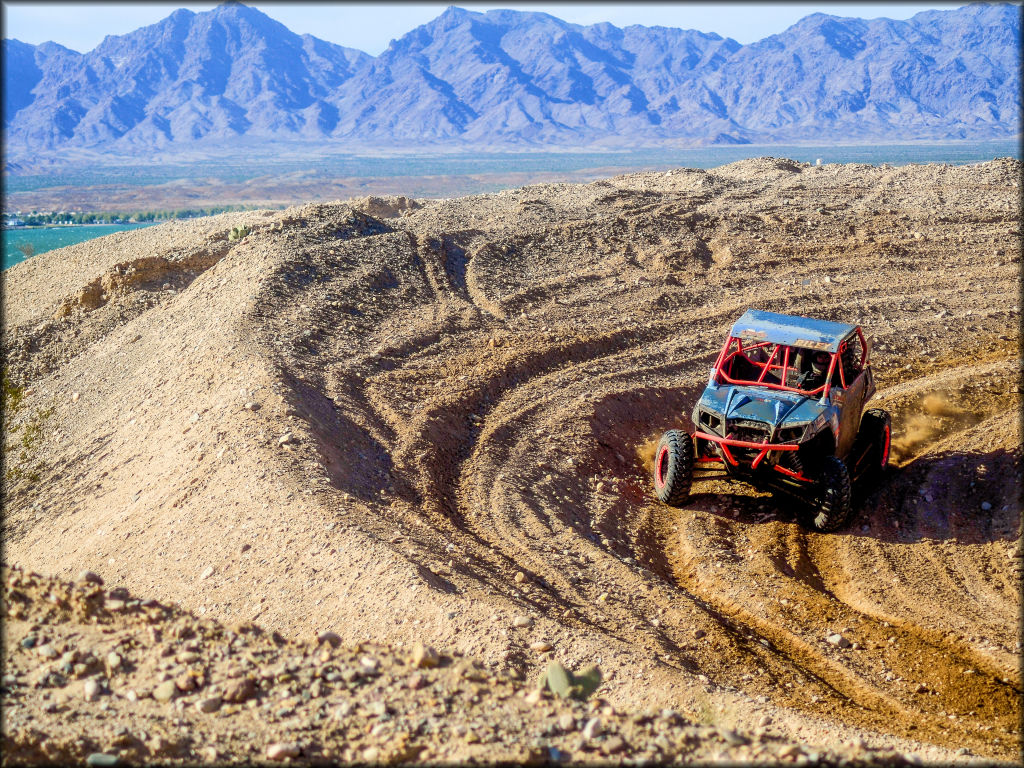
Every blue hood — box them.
[698,385,825,428]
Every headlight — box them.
[699,410,722,432]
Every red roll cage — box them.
[711,327,869,401]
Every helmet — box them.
[811,351,831,374]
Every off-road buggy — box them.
[653,309,891,531]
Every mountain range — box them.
[2,2,1020,157]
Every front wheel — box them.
[653,430,694,506]
[804,455,853,532]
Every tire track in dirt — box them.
[379,240,1021,754]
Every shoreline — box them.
[2,222,151,230]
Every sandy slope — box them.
[3,157,1020,761]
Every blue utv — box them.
[653,310,892,531]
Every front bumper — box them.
[692,430,812,483]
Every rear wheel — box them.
[804,455,852,532]
[861,408,891,475]
[653,430,694,506]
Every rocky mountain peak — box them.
[2,2,1019,155]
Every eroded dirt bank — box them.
[3,157,1021,762]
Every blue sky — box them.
[2,2,973,54]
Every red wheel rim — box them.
[655,446,669,488]
[881,424,891,467]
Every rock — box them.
[721,729,748,746]
[195,696,221,713]
[582,717,602,740]
[85,754,120,767]
[278,432,295,446]
[199,567,214,581]
[77,570,103,585]
[981,501,992,511]
[71,392,81,403]
[778,744,803,759]
[36,644,58,659]
[243,401,260,411]
[558,713,576,731]
[410,642,440,669]
[83,679,102,701]
[915,683,928,694]
[694,629,706,639]
[317,631,341,647]
[106,652,122,670]
[529,641,553,652]
[407,672,425,690]
[152,680,177,702]
[603,735,627,754]
[826,633,851,648]
[514,571,526,583]
[174,674,197,692]
[513,615,534,628]
[266,743,301,761]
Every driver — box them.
[802,350,832,390]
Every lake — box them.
[3,223,157,270]
[4,139,1019,271]
[5,140,1020,195]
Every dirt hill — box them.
[2,157,1020,763]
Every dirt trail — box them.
[3,157,1020,761]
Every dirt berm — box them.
[2,157,1021,763]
